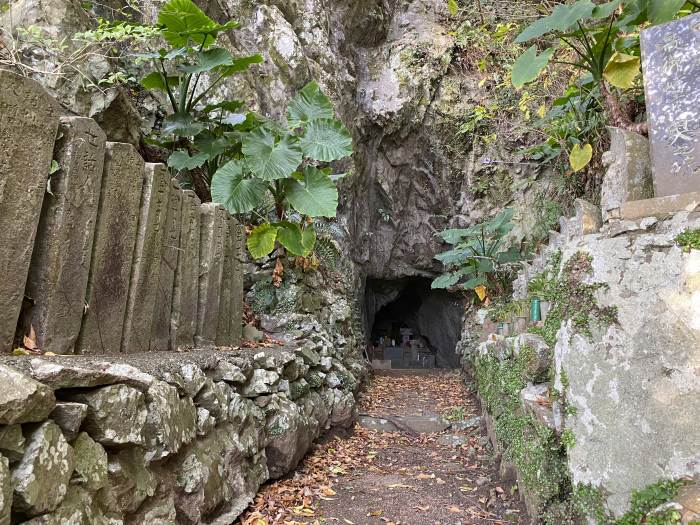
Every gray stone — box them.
[215,215,236,347]
[620,191,700,220]
[68,384,147,445]
[100,447,156,514]
[243,323,264,343]
[513,333,551,381]
[172,189,201,349]
[330,389,355,428]
[555,222,700,515]
[0,365,55,424]
[49,402,88,441]
[196,407,216,436]
[297,345,321,366]
[121,163,171,353]
[128,492,177,525]
[520,383,557,431]
[144,380,197,462]
[195,204,227,347]
[18,485,93,525]
[601,127,653,222]
[265,395,315,478]
[194,380,230,421]
[150,178,182,351]
[24,117,106,355]
[283,357,308,381]
[573,198,603,236]
[230,217,245,346]
[0,456,10,525]
[71,431,108,491]
[0,425,24,463]
[240,369,280,397]
[641,14,700,196]
[452,415,482,431]
[28,358,155,390]
[75,142,144,354]
[157,361,207,397]
[12,421,74,516]
[209,361,247,384]
[0,71,60,353]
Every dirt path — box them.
[238,370,526,525]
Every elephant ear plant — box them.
[211,82,353,260]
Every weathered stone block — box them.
[0,455,10,525]
[12,420,75,516]
[71,431,108,491]
[619,192,700,220]
[24,117,106,355]
[144,380,197,462]
[0,365,55,424]
[49,401,87,441]
[601,127,653,222]
[156,361,206,397]
[75,142,144,354]
[172,189,201,349]
[573,199,603,236]
[215,216,236,347]
[196,204,227,347]
[28,357,155,390]
[151,179,183,351]
[122,163,171,353]
[100,447,156,514]
[231,217,245,346]
[0,71,60,353]
[241,369,280,397]
[68,384,147,445]
[0,425,24,463]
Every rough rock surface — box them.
[0,365,55,424]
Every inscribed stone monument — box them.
[196,204,226,347]
[75,143,144,354]
[151,180,183,351]
[0,72,60,353]
[172,190,201,349]
[122,164,170,353]
[641,13,700,196]
[25,117,106,354]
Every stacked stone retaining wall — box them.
[0,326,365,524]
[0,70,243,355]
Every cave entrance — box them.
[364,277,464,369]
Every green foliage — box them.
[211,83,352,259]
[675,228,700,252]
[617,480,685,525]
[432,208,522,298]
[527,251,617,346]
[442,405,467,422]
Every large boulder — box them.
[11,421,75,516]
[0,365,55,424]
[265,395,315,478]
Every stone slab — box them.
[641,14,700,196]
[150,179,182,351]
[24,117,106,355]
[195,203,226,347]
[75,142,144,354]
[215,215,236,347]
[601,127,653,222]
[172,190,201,349]
[230,216,245,346]
[0,71,60,353]
[122,163,170,353]
[618,192,700,220]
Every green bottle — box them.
[530,298,541,322]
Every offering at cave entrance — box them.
[641,13,700,197]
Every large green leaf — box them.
[462,276,488,290]
[285,166,338,218]
[178,47,233,74]
[218,54,264,78]
[211,160,268,214]
[647,0,684,24]
[247,223,279,259]
[276,221,315,256]
[287,81,334,127]
[162,112,206,137]
[515,0,595,43]
[242,129,302,181]
[569,143,593,172]
[512,45,555,88]
[140,71,179,91]
[158,0,221,48]
[167,150,209,170]
[592,0,622,18]
[431,272,461,289]
[300,119,353,162]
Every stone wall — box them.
[0,321,366,524]
[458,203,700,521]
[0,70,244,355]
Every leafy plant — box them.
[210,82,353,259]
[432,208,522,297]
[675,228,700,253]
[135,0,262,200]
[511,0,696,170]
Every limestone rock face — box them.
[71,432,108,492]
[68,384,147,446]
[11,421,75,516]
[0,365,55,425]
[555,214,700,516]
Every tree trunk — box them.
[599,80,648,136]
